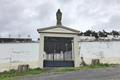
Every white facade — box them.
[37,26,81,68]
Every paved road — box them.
[19,67,120,80]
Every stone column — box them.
[74,35,81,67]
[38,34,44,68]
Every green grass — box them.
[0,64,111,80]
[0,68,45,80]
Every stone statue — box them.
[56,9,62,25]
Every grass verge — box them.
[0,63,111,80]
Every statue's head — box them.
[57,9,61,13]
[57,9,62,16]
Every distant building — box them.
[0,37,32,43]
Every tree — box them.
[78,32,84,36]
[98,30,107,37]
[84,30,93,36]
[111,30,119,37]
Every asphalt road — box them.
[19,67,120,80]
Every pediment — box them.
[37,26,80,34]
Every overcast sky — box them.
[0,0,120,40]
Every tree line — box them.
[79,30,120,38]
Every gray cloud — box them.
[91,15,120,31]
[0,0,120,39]
[0,0,23,31]
[36,2,56,26]
[57,0,73,4]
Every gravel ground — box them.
[19,67,120,80]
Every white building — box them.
[37,9,81,68]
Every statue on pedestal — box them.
[56,9,62,25]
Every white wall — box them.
[0,43,39,72]
[1,41,120,72]
[80,41,120,64]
